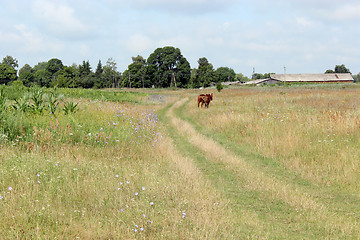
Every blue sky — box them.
[1,0,359,77]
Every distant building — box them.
[243,78,280,86]
[270,73,354,83]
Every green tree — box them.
[191,57,215,88]
[32,62,51,87]
[215,67,236,83]
[2,55,18,69]
[79,60,92,77]
[95,60,103,78]
[93,60,104,88]
[77,60,94,88]
[34,69,51,87]
[18,64,35,87]
[102,58,119,88]
[146,46,191,88]
[52,66,76,88]
[122,55,147,88]
[33,62,48,72]
[19,64,33,76]
[47,58,63,75]
[0,64,17,84]
[325,64,351,74]
[335,64,351,74]
[236,73,250,82]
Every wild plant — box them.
[62,101,79,115]
[0,86,7,114]
[47,89,60,115]
[29,88,45,114]
[12,95,30,113]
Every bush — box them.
[216,82,224,92]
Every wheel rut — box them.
[163,97,360,238]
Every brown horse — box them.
[197,93,213,108]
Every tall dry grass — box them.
[0,93,239,239]
[187,87,360,191]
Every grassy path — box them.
[160,97,360,239]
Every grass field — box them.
[1,85,360,239]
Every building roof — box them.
[243,78,280,85]
[270,73,354,82]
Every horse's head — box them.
[207,93,213,101]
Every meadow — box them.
[1,84,360,239]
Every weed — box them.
[47,89,60,115]
[62,101,79,115]
[29,88,45,114]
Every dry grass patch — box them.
[186,87,360,190]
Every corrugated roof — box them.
[270,73,354,82]
[243,78,281,85]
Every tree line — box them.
[0,46,246,89]
[1,46,358,89]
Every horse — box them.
[197,93,213,108]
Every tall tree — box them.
[18,64,34,87]
[215,67,236,83]
[52,66,76,88]
[192,57,215,88]
[325,64,351,74]
[93,60,104,88]
[95,60,103,78]
[335,64,351,74]
[47,58,63,75]
[0,64,17,84]
[2,55,18,69]
[78,60,92,77]
[146,46,191,88]
[103,58,119,88]
[122,55,147,88]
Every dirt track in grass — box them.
[162,96,360,239]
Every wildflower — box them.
[150,202,154,206]
[140,227,144,231]
[135,192,139,196]
[117,188,120,190]
[120,208,124,212]
[126,181,130,184]
[182,212,186,218]
[120,182,123,185]
[0,195,2,199]
[38,181,41,184]
[55,163,58,166]
[143,214,146,218]
[115,174,119,178]
[142,187,145,191]
[37,174,40,177]
[8,187,12,191]
[134,229,138,232]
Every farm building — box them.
[243,78,281,86]
[270,73,354,83]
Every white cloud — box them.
[330,4,360,21]
[296,17,316,28]
[13,24,63,53]
[126,34,154,53]
[126,0,238,14]
[32,0,91,39]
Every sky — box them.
[1,0,360,77]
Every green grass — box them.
[1,86,360,238]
